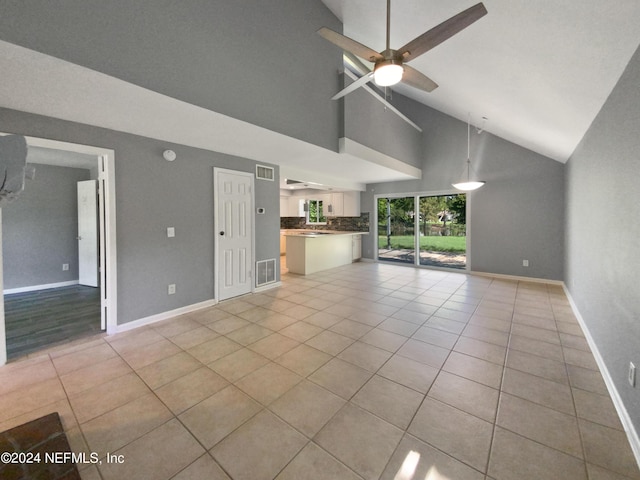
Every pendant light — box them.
[452,114,486,191]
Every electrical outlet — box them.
[168,284,176,295]
[522,259,529,267]
[629,362,636,387]
[62,263,69,271]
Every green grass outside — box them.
[378,235,466,253]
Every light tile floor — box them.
[1,262,639,480]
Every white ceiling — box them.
[1,1,639,192]
[320,0,640,162]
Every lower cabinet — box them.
[352,234,362,261]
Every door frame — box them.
[373,189,471,272]
[213,167,255,302]
[0,136,117,365]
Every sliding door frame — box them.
[373,189,471,272]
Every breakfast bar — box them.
[282,230,365,275]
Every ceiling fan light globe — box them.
[452,181,485,191]
[374,63,403,87]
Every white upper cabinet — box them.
[325,192,360,217]
[279,196,290,217]
[326,193,343,217]
[343,191,360,217]
[289,197,305,217]
[281,191,360,217]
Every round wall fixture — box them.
[163,149,176,162]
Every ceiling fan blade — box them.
[399,3,487,62]
[317,27,383,63]
[331,72,374,100]
[402,65,438,92]
[343,51,372,77]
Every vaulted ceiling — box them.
[1,1,639,193]
[320,0,640,162]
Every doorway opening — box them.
[377,193,467,270]
[1,136,117,364]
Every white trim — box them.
[562,284,640,467]
[340,138,422,179]
[4,280,79,295]
[110,299,217,334]
[470,271,564,285]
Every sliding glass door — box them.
[377,193,467,270]
[377,197,415,264]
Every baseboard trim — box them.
[470,270,564,285]
[108,299,217,335]
[4,280,79,295]
[562,284,640,467]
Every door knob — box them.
[219,231,225,236]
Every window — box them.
[306,199,326,225]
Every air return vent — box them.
[256,165,274,181]
[256,259,276,286]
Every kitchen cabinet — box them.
[281,192,360,218]
[280,233,286,255]
[279,197,290,217]
[352,234,362,261]
[284,231,363,275]
[325,193,343,217]
[343,191,361,217]
[288,197,305,217]
[325,192,361,217]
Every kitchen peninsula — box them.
[282,230,366,275]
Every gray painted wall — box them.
[2,164,90,289]
[361,95,565,281]
[0,107,280,324]
[343,80,422,168]
[0,0,343,152]
[565,44,640,431]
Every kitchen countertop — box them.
[281,229,367,237]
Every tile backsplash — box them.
[280,212,369,232]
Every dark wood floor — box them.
[4,285,102,360]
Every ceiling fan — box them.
[318,1,487,100]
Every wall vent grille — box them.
[256,259,276,286]
[256,165,275,181]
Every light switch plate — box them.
[167,227,175,238]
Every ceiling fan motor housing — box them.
[373,49,404,86]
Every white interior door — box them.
[215,169,253,301]
[77,180,99,287]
